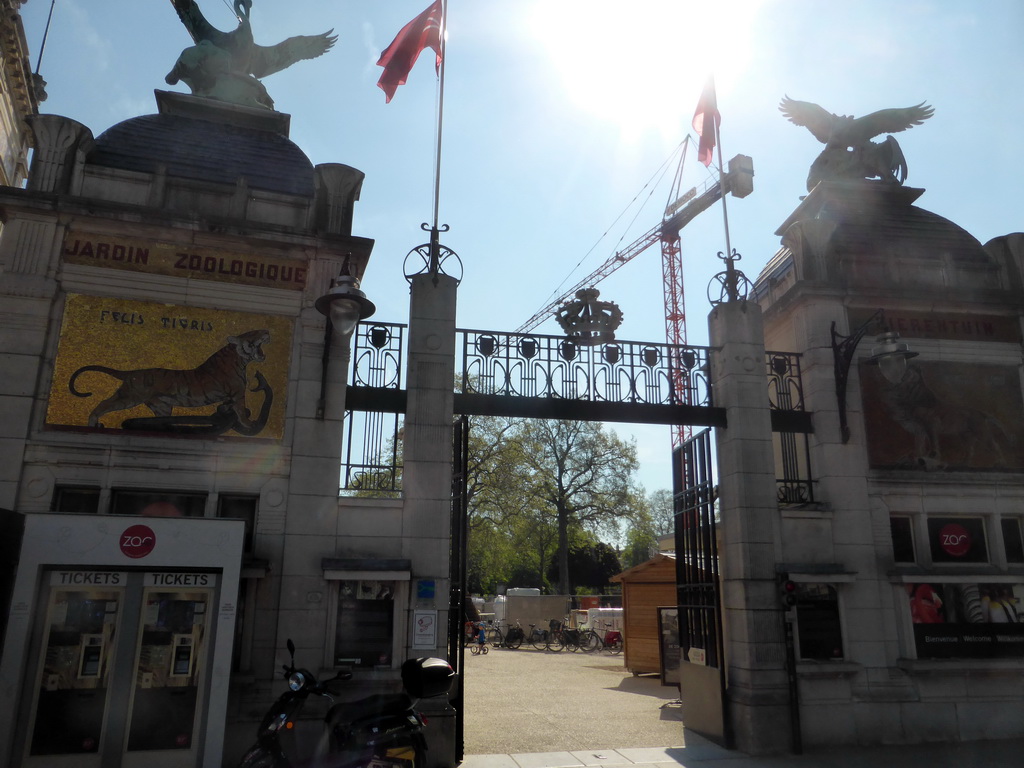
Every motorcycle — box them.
[238,639,455,768]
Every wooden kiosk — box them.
[610,554,677,676]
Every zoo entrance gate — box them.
[343,321,813,758]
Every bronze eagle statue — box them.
[779,97,934,192]
[166,0,337,110]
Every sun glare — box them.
[527,0,763,143]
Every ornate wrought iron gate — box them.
[447,415,469,763]
[674,428,730,747]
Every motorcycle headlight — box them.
[287,671,306,692]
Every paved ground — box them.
[462,643,683,755]
[458,644,1024,768]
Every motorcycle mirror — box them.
[286,638,295,662]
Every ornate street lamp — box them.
[831,310,917,443]
[314,257,376,419]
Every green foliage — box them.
[465,417,644,595]
[346,421,404,498]
[620,520,658,569]
[647,488,675,536]
[618,488,680,568]
[544,537,622,593]
[346,407,674,592]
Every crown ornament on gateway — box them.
[555,289,624,347]
[779,97,934,192]
[166,0,337,110]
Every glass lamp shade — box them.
[877,354,908,384]
[870,332,918,384]
[314,273,376,334]
[328,297,363,337]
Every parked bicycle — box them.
[559,620,601,653]
[484,620,504,649]
[527,619,564,652]
[596,621,623,654]
[503,620,525,649]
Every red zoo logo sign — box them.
[120,525,156,559]
[938,523,971,557]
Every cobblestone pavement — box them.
[461,644,683,755]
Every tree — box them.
[620,488,675,568]
[514,420,642,595]
[462,417,643,596]
[464,414,523,526]
[464,415,559,593]
[647,488,675,537]
[545,537,622,593]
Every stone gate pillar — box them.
[403,273,457,581]
[708,299,790,754]
[402,273,458,767]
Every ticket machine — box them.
[0,514,244,768]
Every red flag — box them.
[692,78,720,167]
[376,1,444,103]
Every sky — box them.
[18,0,1024,496]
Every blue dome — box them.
[89,112,315,197]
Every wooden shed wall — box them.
[622,580,677,674]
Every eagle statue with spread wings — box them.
[779,97,934,192]
[166,0,337,110]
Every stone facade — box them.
[0,0,38,188]
[0,91,455,767]
[744,180,1024,749]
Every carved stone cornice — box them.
[0,2,40,118]
[0,1,40,186]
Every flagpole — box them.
[428,0,448,275]
[712,80,733,263]
[34,0,57,76]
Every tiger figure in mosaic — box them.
[69,329,271,432]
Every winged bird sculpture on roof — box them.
[166,0,337,110]
[779,97,934,192]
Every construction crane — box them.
[515,145,753,446]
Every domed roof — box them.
[764,181,1001,293]
[88,111,315,197]
[831,202,988,264]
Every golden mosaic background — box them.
[46,294,293,439]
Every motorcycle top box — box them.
[400,657,454,700]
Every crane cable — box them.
[532,139,687,317]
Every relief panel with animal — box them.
[46,294,292,439]
[860,360,1023,471]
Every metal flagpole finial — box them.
[707,249,752,305]
[403,223,462,285]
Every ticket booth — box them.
[0,513,244,768]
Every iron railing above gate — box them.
[459,328,712,408]
[342,322,814,500]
